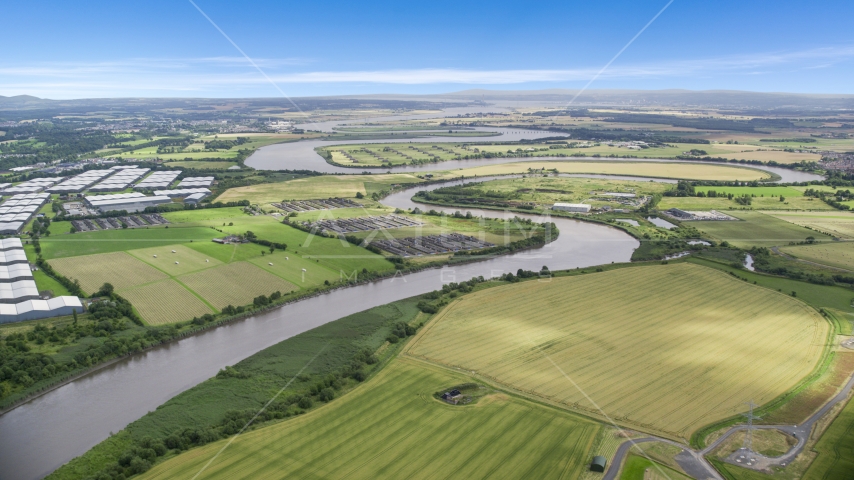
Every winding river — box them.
[0,110,824,480]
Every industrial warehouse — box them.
[83,192,172,213]
[0,193,51,234]
[0,238,81,324]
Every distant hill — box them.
[0,95,52,106]
[1,89,853,115]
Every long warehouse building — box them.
[84,193,172,213]
[0,238,82,324]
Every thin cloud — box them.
[2,45,853,97]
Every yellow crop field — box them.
[768,211,854,240]
[119,280,213,325]
[406,263,828,440]
[49,252,167,294]
[781,242,854,271]
[139,358,600,480]
[449,161,771,181]
[128,245,223,276]
[178,262,297,308]
[216,174,422,204]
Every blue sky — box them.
[2,0,854,98]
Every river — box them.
[0,178,639,480]
[0,110,824,480]
[245,130,822,184]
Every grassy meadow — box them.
[692,211,834,248]
[767,210,854,239]
[803,393,854,479]
[215,174,424,205]
[781,241,854,271]
[658,195,831,211]
[406,263,829,440]
[138,358,600,480]
[421,176,669,212]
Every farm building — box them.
[553,203,591,213]
[441,389,463,404]
[590,456,607,472]
[665,208,692,219]
[85,193,172,213]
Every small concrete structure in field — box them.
[553,202,591,213]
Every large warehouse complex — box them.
[0,164,217,322]
[0,238,81,324]
[0,166,217,228]
[0,193,51,235]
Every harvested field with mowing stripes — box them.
[120,279,213,325]
[406,263,829,440]
[138,358,600,480]
[49,252,167,294]
[178,262,297,309]
[128,245,223,276]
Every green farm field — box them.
[421,176,669,212]
[49,252,168,293]
[159,208,397,274]
[114,134,300,161]
[447,161,772,181]
[121,280,214,325]
[767,210,854,239]
[139,358,600,480]
[406,263,829,440]
[618,455,692,480]
[658,195,831,211]
[38,226,220,258]
[693,211,834,248]
[178,262,297,309]
[128,245,224,276]
[215,174,423,205]
[803,395,854,479]
[693,186,803,197]
[781,242,854,271]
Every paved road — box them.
[602,362,854,479]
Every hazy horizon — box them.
[3,0,854,99]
